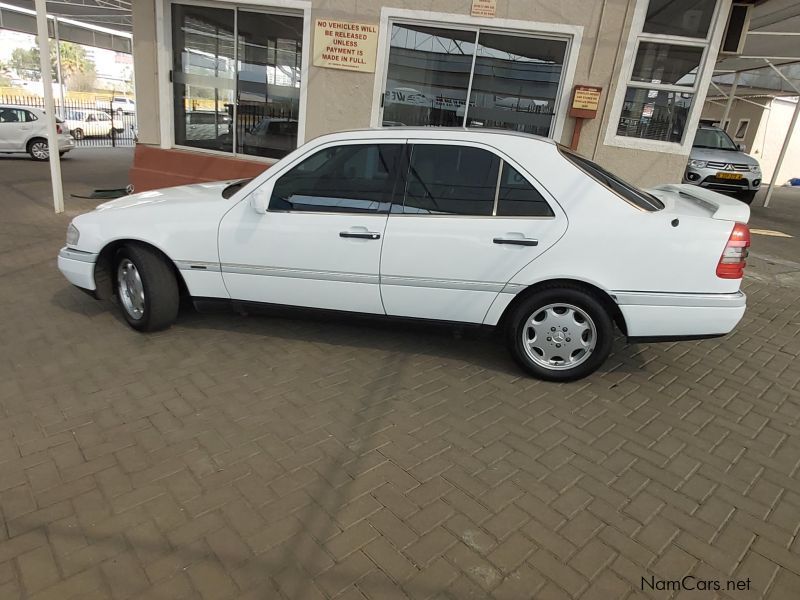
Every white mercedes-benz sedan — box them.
[58,128,750,381]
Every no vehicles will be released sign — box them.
[313,19,379,73]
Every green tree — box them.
[8,42,96,87]
[57,42,95,82]
[9,47,41,80]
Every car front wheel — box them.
[115,244,179,331]
[505,286,614,381]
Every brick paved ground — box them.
[1,149,800,599]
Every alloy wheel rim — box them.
[522,303,597,370]
[117,259,145,320]
[31,142,49,160]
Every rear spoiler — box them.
[649,184,751,223]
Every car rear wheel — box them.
[115,245,179,332]
[73,128,84,140]
[505,286,614,381]
[28,138,49,161]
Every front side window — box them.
[171,3,303,159]
[403,145,499,215]
[561,148,664,211]
[614,0,719,145]
[270,144,403,213]
[382,24,568,137]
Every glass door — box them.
[171,4,235,152]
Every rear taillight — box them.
[716,222,750,279]
[56,123,63,134]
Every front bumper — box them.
[683,167,760,193]
[614,291,746,338]
[58,247,97,290]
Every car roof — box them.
[310,127,556,145]
[1,105,42,113]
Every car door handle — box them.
[340,231,381,240]
[493,237,538,246]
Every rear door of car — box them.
[0,107,33,151]
[379,140,568,323]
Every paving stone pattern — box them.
[1,152,800,599]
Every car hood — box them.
[689,147,760,167]
[94,181,237,212]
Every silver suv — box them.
[683,125,761,204]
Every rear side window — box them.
[270,143,403,213]
[404,145,499,215]
[0,108,30,123]
[496,164,554,217]
[561,148,664,211]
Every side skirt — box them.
[627,333,726,343]
[191,297,497,336]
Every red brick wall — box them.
[130,145,271,191]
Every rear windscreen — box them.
[560,148,664,211]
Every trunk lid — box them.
[647,183,750,223]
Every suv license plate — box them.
[716,172,743,180]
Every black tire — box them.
[115,244,179,332]
[73,128,84,140]
[737,190,756,205]
[505,285,614,382]
[27,138,49,161]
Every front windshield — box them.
[693,128,737,151]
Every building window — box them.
[734,118,749,140]
[615,0,719,145]
[381,24,568,137]
[171,2,303,159]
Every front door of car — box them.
[380,141,568,323]
[218,140,406,314]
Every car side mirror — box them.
[737,143,746,152]
[250,187,270,214]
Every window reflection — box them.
[616,87,693,143]
[172,4,235,151]
[234,11,302,159]
[467,33,566,136]
[383,25,476,128]
[382,24,567,137]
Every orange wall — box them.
[130,145,271,191]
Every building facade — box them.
[130,0,732,190]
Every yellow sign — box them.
[313,19,379,73]
[572,86,602,111]
[471,0,497,17]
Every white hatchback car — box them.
[58,129,751,380]
[0,105,74,160]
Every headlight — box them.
[750,165,761,173]
[688,159,707,169]
[66,223,80,246]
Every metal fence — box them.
[0,95,137,148]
